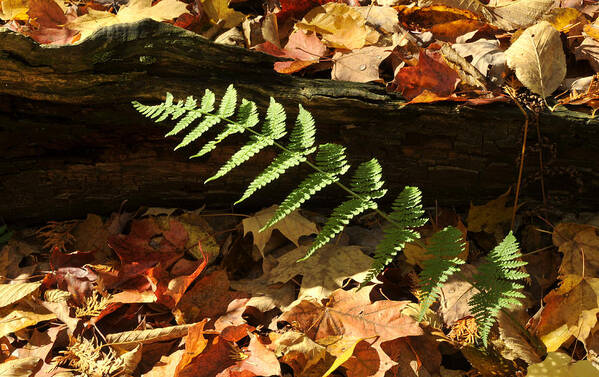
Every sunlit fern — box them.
[133,85,529,346]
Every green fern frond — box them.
[261,143,349,231]
[363,187,428,282]
[190,99,258,158]
[205,98,286,183]
[132,92,176,120]
[417,226,466,320]
[235,105,316,205]
[469,231,528,345]
[300,159,387,261]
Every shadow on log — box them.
[1,19,598,224]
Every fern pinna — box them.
[133,85,528,345]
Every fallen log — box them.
[1,19,598,224]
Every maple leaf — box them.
[66,0,189,42]
[280,288,423,342]
[390,49,460,101]
[267,244,374,303]
[174,269,249,324]
[553,223,599,277]
[466,187,512,234]
[202,0,245,29]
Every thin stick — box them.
[534,113,547,207]
[506,88,529,231]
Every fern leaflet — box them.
[363,187,428,282]
[167,90,215,137]
[235,104,316,204]
[260,143,349,231]
[417,226,466,320]
[300,159,387,261]
[205,97,286,183]
[469,231,528,345]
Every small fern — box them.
[133,85,529,346]
[417,226,466,321]
[469,231,528,345]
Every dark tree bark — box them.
[1,20,598,224]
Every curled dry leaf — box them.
[105,323,195,346]
[505,21,566,98]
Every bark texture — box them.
[1,19,598,224]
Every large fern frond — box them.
[260,143,349,231]
[417,226,466,320]
[205,97,286,183]
[363,187,428,282]
[235,105,316,205]
[300,159,387,261]
[469,231,528,345]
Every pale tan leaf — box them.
[527,352,599,377]
[106,323,195,345]
[66,0,188,41]
[243,205,318,255]
[0,301,56,338]
[332,46,392,83]
[267,244,373,303]
[0,357,41,377]
[0,282,42,308]
[506,21,566,98]
[120,344,143,375]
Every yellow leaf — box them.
[295,2,379,50]
[0,357,42,377]
[0,0,29,21]
[527,352,599,377]
[545,7,588,33]
[322,337,365,377]
[466,188,512,234]
[201,0,245,29]
[67,0,189,41]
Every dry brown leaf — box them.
[495,310,542,364]
[272,331,327,375]
[535,275,599,351]
[230,278,296,312]
[267,244,373,303]
[506,21,566,98]
[553,223,599,277]
[106,323,195,346]
[280,288,423,342]
[332,46,392,83]
[452,38,506,85]
[120,344,143,375]
[243,205,318,255]
[0,282,41,308]
[437,264,478,327]
[420,0,554,30]
[0,357,41,377]
[295,2,379,50]
[355,5,399,34]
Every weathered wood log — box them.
[1,19,598,224]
